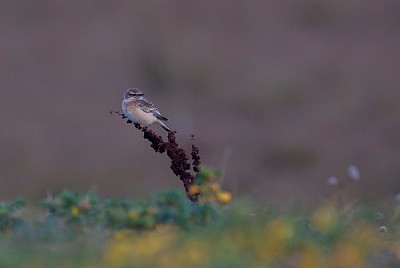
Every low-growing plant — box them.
[40,190,100,227]
[0,198,26,231]
[39,171,230,231]
[0,186,399,267]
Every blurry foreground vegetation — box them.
[1,169,400,267]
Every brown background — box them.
[1,1,400,207]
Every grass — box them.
[0,169,399,267]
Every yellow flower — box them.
[104,231,175,267]
[217,191,232,204]
[70,206,79,217]
[210,183,221,193]
[113,230,133,240]
[188,185,200,195]
[129,211,139,221]
[312,204,339,234]
[258,218,294,261]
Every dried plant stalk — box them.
[111,111,200,202]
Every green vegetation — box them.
[0,169,399,267]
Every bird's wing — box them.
[136,97,168,121]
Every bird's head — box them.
[124,88,144,99]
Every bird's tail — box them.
[158,120,171,132]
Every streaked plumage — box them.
[122,88,171,132]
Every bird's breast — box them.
[122,99,156,126]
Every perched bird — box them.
[122,88,171,132]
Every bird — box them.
[122,88,171,132]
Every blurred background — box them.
[1,1,400,207]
